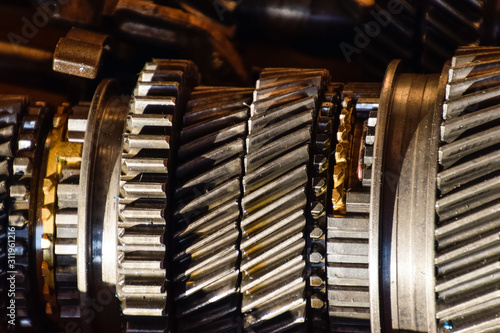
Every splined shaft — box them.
[3,48,500,333]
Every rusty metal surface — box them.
[113,0,248,83]
[53,28,108,79]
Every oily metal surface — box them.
[240,68,327,332]
[421,0,486,72]
[435,47,500,333]
[385,73,442,332]
[368,60,403,333]
[118,59,198,333]
[77,79,128,333]
[41,103,87,325]
[327,91,380,333]
[329,98,366,330]
[309,84,337,331]
[173,86,252,332]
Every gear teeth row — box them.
[42,103,88,323]
[0,95,26,330]
[240,68,328,332]
[308,84,338,330]
[332,98,355,214]
[173,86,253,332]
[327,92,378,332]
[327,213,370,332]
[435,47,500,332]
[10,102,52,328]
[357,0,417,79]
[353,0,488,77]
[117,59,197,329]
[358,100,378,188]
[421,0,484,72]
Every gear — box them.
[435,47,500,332]
[421,0,485,72]
[173,86,252,332]
[41,103,89,324]
[117,59,198,331]
[361,106,377,187]
[0,95,27,330]
[326,92,379,332]
[10,101,52,329]
[308,84,338,331]
[240,67,328,332]
[332,97,355,214]
[358,0,496,77]
[362,0,418,77]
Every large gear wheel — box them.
[117,59,198,332]
[435,47,500,333]
[173,86,252,332]
[421,0,485,72]
[346,0,500,76]
[240,68,329,332]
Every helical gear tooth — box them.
[118,59,198,331]
[332,97,355,214]
[244,126,311,174]
[179,123,246,159]
[173,86,252,332]
[421,1,484,72]
[435,47,500,332]
[326,86,379,331]
[240,68,328,332]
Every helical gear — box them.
[173,86,252,332]
[435,46,500,333]
[3,48,500,333]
